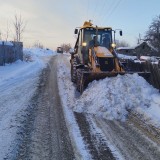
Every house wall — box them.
[135,42,160,57]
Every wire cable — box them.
[87,0,90,20]
[101,0,119,24]
[95,0,107,24]
[102,0,123,25]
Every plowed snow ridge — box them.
[57,54,160,128]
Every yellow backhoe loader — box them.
[70,21,150,93]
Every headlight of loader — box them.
[111,43,116,48]
[82,42,87,47]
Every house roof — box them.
[116,47,135,50]
[135,41,158,52]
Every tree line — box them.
[145,15,160,52]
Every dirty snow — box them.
[57,54,160,128]
[0,48,55,159]
[57,55,92,159]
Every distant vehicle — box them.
[57,47,63,53]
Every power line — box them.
[101,0,120,24]
[87,0,90,20]
[107,0,122,20]
[93,0,101,20]
[95,0,108,23]
[102,0,123,25]
[95,0,107,24]
[92,0,99,21]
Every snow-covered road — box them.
[57,53,160,159]
[0,48,160,159]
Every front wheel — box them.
[71,58,77,83]
[76,69,84,94]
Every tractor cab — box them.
[83,28,112,50]
[74,22,115,64]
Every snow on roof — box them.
[140,56,151,60]
[116,47,135,50]
[0,41,13,46]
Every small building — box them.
[134,41,159,58]
[116,47,136,56]
[0,41,23,66]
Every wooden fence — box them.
[0,41,23,66]
[127,60,160,90]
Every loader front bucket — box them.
[82,71,150,90]
[82,71,125,87]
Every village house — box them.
[134,41,159,58]
[116,47,136,56]
[116,41,160,58]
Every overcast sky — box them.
[0,0,160,50]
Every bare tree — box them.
[33,41,44,49]
[13,13,26,42]
[5,21,10,41]
[60,43,72,52]
[145,15,160,52]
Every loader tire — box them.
[71,58,77,83]
[76,69,84,94]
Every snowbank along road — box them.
[57,54,160,160]
[0,48,160,159]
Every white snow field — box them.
[0,48,55,159]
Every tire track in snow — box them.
[74,112,116,160]
[93,116,160,160]
[10,58,75,159]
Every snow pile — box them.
[57,56,160,128]
[74,74,160,122]
[0,60,44,85]
[23,47,56,62]
[0,47,54,86]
